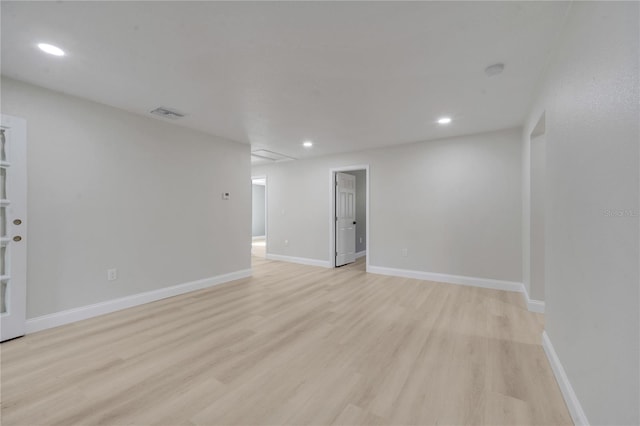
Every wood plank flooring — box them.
[1,256,572,425]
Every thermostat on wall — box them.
[222,192,230,200]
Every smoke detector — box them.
[150,107,185,119]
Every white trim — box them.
[265,253,331,268]
[329,165,370,271]
[252,235,266,241]
[25,269,252,334]
[522,286,546,313]
[367,265,523,292]
[355,250,366,259]
[542,331,590,426]
[527,298,545,313]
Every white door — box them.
[335,172,356,267]
[0,115,27,342]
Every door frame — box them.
[329,165,369,269]
[522,112,546,312]
[251,175,268,252]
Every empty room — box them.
[1,1,638,425]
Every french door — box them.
[0,114,27,342]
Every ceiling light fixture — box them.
[37,43,65,56]
[437,117,452,125]
[303,141,313,148]
[485,63,505,77]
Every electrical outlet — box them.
[401,248,408,257]
[107,268,118,281]
[284,239,289,247]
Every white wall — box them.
[522,2,639,424]
[253,128,522,282]
[1,77,251,319]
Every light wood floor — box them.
[1,256,572,425]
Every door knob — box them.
[13,236,22,242]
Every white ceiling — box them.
[1,1,570,159]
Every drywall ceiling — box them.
[1,1,570,159]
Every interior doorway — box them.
[530,132,546,301]
[330,166,369,270]
[335,172,356,266]
[527,112,546,308]
[251,176,267,259]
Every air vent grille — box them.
[150,107,185,119]
[251,149,295,162]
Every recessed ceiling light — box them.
[437,117,452,125]
[303,141,313,148]
[37,43,65,56]
[485,63,505,77]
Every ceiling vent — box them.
[150,107,185,119]
[251,149,295,162]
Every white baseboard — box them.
[355,250,366,259]
[542,331,589,426]
[25,269,252,334]
[522,286,546,313]
[367,265,523,292]
[265,253,331,268]
[252,235,266,241]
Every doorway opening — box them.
[330,165,369,271]
[251,176,267,260]
[527,112,546,309]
